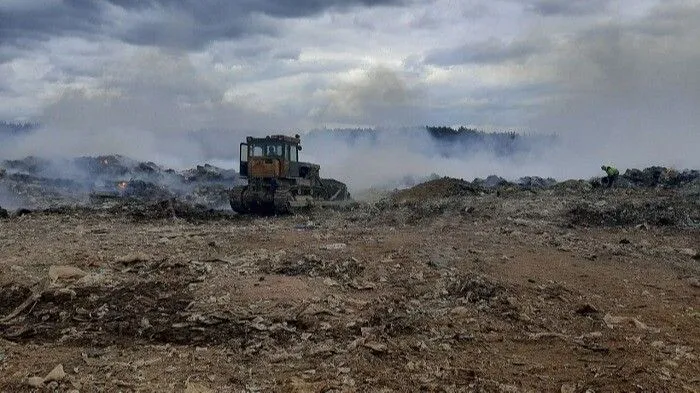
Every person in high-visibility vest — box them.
[601,165,619,188]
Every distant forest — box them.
[0,121,37,135]
[307,126,557,157]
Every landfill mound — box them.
[1,163,699,392]
[392,177,482,202]
[0,155,239,211]
[622,167,699,188]
[391,167,699,200]
[566,199,696,227]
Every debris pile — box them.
[370,167,699,230]
[517,176,557,189]
[567,198,698,228]
[392,177,482,202]
[622,167,699,188]
[0,155,240,211]
[0,166,698,392]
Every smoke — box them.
[2,1,699,199]
[0,48,284,168]
[302,128,559,193]
[528,0,700,174]
[310,66,426,127]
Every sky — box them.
[0,0,698,182]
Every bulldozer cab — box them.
[239,135,301,179]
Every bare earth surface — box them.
[1,184,699,392]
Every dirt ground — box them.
[1,185,699,392]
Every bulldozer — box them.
[229,134,351,214]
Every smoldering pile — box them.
[0,155,239,215]
[363,166,700,229]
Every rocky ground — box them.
[0,168,699,392]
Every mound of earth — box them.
[392,177,482,202]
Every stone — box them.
[688,277,700,288]
[450,306,470,315]
[115,252,150,264]
[44,364,66,382]
[679,248,697,257]
[320,243,347,251]
[363,342,387,353]
[48,265,87,281]
[27,377,44,387]
[603,314,660,333]
[561,384,576,393]
[184,382,215,393]
[576,304,599,316]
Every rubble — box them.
[391,177,482,202]
[26,376,44,388]
[0,163,698,392]
[623,167,700,188]
[44,364,66,382]
[517,176,557,189]
[474,175,509,189]
[566,199,696,228]
[0,155,241,211]
[48,265,87,282]
[603,314,660,333]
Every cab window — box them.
[264,144,284,157]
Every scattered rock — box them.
[678,248,698,258]
[527,332,568,340]
[44,364,66,382]
[363,342,388,354]
[27,376,44,387]
[603,314,660,333]
[320,243,347,251]
[295,221,316,230]
[75,273,106,287]
[450,306,470,316]
[185,382,215,393]
[688,277,700,288]
[561,383,577,393]
[349,279,376,290]
[575,304,600,316]
[48,265,87,281]
[115,252,150,264]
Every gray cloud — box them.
[0,1,104,47]
[0,0,406,56]
[0,48,292,165]
[522,0,610,16]
[424,38,547,66]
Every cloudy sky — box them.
[0,0,698,173]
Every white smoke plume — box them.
[2,1,699,199]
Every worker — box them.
[601,165,619,188]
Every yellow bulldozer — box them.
[229,134,351,214]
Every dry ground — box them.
[0,186,699,392]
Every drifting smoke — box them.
[302,128,558,192]
[1,1,699,198]
[527,0,700,174]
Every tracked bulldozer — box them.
[229,134,351,214]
